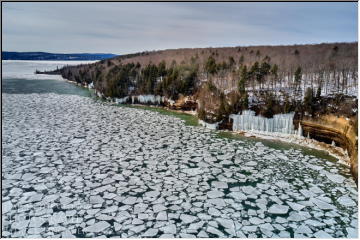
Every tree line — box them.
[51,42,357,121]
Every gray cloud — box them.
[2,2,357,54]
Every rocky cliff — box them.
[300,115,358,183]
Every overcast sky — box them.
[2,2,358,54]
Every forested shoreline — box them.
[40,42,357,123]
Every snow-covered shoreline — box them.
[40,71,354,170]
[230,130,351,166]
[102,90,353,167]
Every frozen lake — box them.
[1,61,358,238]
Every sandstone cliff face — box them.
[300,115,358,183]
[169,95,197,111]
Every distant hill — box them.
[2,51,117,61]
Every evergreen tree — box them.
[182,68,197,95]
[218,61,228,71]
[205,56,217,75]
[294,66,302,98]
[158,60,166,76]
[242,92,249,110]
[316,86,322,99]
[304,87,314,114]
[238,65,249,110]
[239,55,244,65]
[270,64,278,89]
[264,92,276,117]
[238,65,247,94]
[217,92,228,120]
[259,61,271,88]
[249,62,259,90]
[260,62,271,75]
[228,56,235,68]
